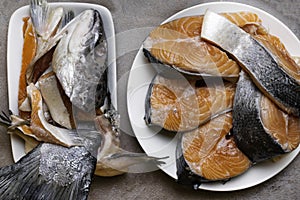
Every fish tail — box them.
[0,143,96,200]
[0,111,11,127]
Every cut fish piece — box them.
[232,72,300,163]
[176,112,251,186]
[39,72,74,129]
[157,12,261,38]
[254,33,300,84]
[30,46,56,84]
[19,17,37,119]
[94,113,166,177]
[143,12,262,78]
[201,10,300,116]
[145,75,235,132]
[27,83,81,147]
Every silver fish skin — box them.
[52,9,108,112]
[0,112,103,200]
[201,10,300,116]
[232,71,284,163]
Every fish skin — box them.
[232,72,285,163]
[0,111,104,200]
[253,33,300,84]
[0,143,96,200]
[201,10,300,116]
[52,9,108,112]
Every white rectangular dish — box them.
[7,2,117,162]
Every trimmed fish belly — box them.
[232,72,300,163]
[176,113,251,187]
[145,75,235,132]
[201,11,300,116]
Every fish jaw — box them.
[52,9,108,111]
[201,10,300,116]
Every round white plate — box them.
[7,3,117,162]
[127,2,300,191]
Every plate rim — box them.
[126,1,300,191]
[7,2,117,162]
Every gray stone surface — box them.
[0,0,299,199]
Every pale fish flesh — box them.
[39,72,74,129]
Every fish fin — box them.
[99,149,167,174]
[30,0,49,37]
[0,143,96,200]
[60,9,75,29]
[0,111,11,127]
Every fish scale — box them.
[232,72,285,163]
[201,10,300,116]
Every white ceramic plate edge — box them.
[127,2,300,191]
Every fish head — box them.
[52,9,108,112]
[68,9,102,56]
